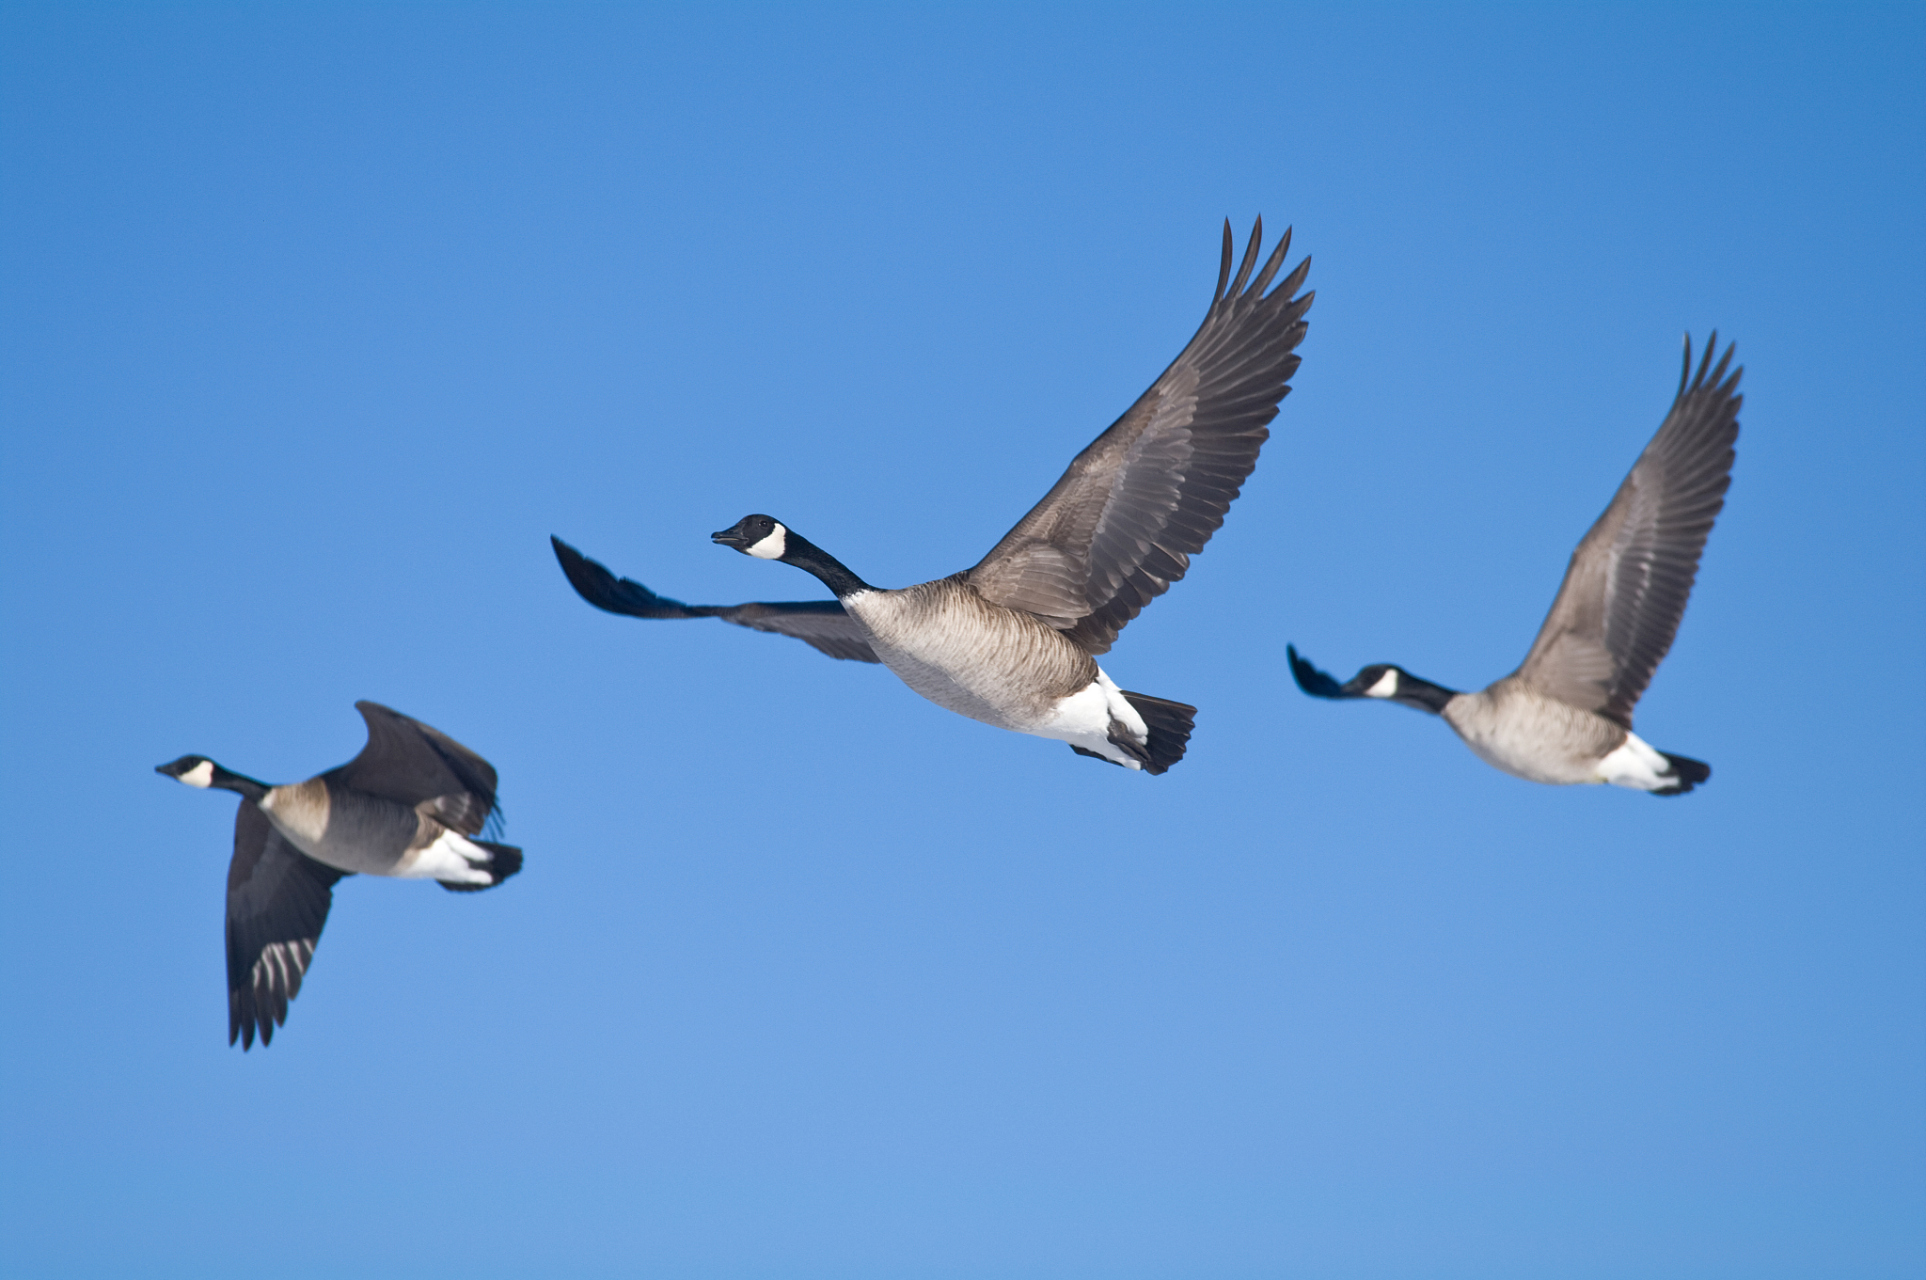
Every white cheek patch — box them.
[1363,669,1399,698]
[178,760,216,788]
[746,523,788,559]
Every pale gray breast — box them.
[262,780,426,877]
[1443,678,1630,784]
[848,578,1099,730]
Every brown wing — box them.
[1517,334,1742,727]
[325,702,501,835]
[553,535,880,663]
[967,219,1312,654]
[225,799,348,1049]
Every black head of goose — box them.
[559,219,1312,774]
[156,701,523,1048]
[1289,334,1742,796]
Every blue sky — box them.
[1,4,1921,1277]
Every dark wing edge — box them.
[552,536,880,663]
[226,799,348,1050]
[1286,644,1356,699]
[1519,334,1742,726]
[553,535,708,619]
[969,218,1313,654]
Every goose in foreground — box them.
[560,219,1312,773]
[156,701,523,1048]
[1288,334,1741,795]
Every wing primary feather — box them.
[1704,336,1734,389]
[1226,216,1264,299]
[1214,220,1234,303]
[1249,226,1293,297]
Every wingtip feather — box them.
[1216,220,1233,302]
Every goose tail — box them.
[1120,691,1196,775]
[1653,753,1712,797]
[438,840,524,892]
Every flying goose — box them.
[559,219,1311,772]
[1288,334,1741,795]
[156,701,523,1048]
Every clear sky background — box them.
[2,4,1921,1278]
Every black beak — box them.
[711,528,748,548]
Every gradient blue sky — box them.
[2,4,1922,1278]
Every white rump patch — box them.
[1363,669,1399,698]
[746,523,789,559]
[401,829,494,884]
[177,760,215,788]
[1595,731,1674,791]
[1033,669,1145,769]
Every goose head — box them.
[1342,664,1407,700]
[156,755,268,798]
[1340,663,1458,715]
[1287,645,1458,716]
[157,755,219,787]
[711,514,875,598]
[712,514,789,560]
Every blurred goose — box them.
[156,701,523,1048]
[1288,334,1741,795]
[559,219,1312,773]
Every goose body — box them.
[1443,679,1677,788]
[558,219,1313,773]
[156,701,523,1048]
[839,576,1151,762]
[1289,334,1742,796]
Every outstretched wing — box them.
[226,799,348,1050]
[325,702,502,835]
[967,219,1313,654]
[552,535,881,664]
[1517,334,1742,728]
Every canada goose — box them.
[155,701,522,1048]
[558,219,1312,773]
[1288,334,1741,795]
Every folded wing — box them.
[226,799,348,1049]
[1517,334,1742,727]
[552,535,880,664]
[967,218,1313,654]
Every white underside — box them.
[1031,670,1148,769]
[396,829,496,883]
[1593,731,1677,791]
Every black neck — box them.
[212,765,271,802]
[1395,673,1459,716]
[781,530,874,598]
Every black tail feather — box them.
[439,840,524,892]
[1654,752,1712,797]
[1119,691,1196,775]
